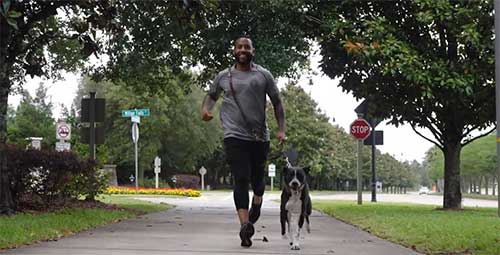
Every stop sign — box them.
[350,119,371,140]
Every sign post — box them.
[131,120,139,193]
[122,108,150,193]
[199,166,207,190]
[350,117,371,205]
[56,120,71,152]
[268,164,276,191]
[154,156,161,189]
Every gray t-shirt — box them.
[208,64,280,142]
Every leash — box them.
[268,142,293,168]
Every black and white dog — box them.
[280,163,312,250]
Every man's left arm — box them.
[271,97,286,145]
[264,70,285,144]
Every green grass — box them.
[98,195,173,213]
[314,200,500,255]
[430,192,498,201]
[0,195,172,249]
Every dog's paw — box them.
[281,234,288,240]
[291,243,301,250]
[306,224,311,233]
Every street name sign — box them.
[122,109,150,117]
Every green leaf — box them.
[6,17,18,30]
[7,10,21,18]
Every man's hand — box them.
[277,130,285,145]
[202,110,213,121]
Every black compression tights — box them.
[224,138,269,210]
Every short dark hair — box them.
[233,35,253,47]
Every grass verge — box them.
[314,200,500,255]
[430,192,498,201]
[0,195,172,250]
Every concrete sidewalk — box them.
[2,192,421,255]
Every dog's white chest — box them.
[285,194,302,214]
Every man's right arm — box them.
[201,94,217,121]
[202,72,223,121]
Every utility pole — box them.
[494,0,500,217]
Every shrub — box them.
[4,144,106,210]
[172,174,200,189]
[142,177,170,188]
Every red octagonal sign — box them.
[350,119,371,140]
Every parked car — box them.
[418,186,430,195]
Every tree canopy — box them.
[307,0,495,209]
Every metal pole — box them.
[371,129,377,202]
[89,92,96,160]
[357,139,362,205]
[495,0,500,217]
[201,174,205,190]
[155,172,159,189]
[271,177,274,192]
[134,123,139,193]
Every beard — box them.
[234,52,253,65]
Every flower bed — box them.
[103,186,201,197]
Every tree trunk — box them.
[469,177,473,194]
[473,178,477,193]
[478,176,482,195]
[493,177,496,196]
[0,70,14,214]
[443,142,462,209]
[485,176,489,195]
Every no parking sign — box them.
[56,121,71,140]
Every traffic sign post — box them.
[132,122,139,193]
[268,164,276,191]
[350,117,372,205]
[122,108,150,193]
[355,100,383,203]
[154,156,161,189]
[56,121,72,152]
[199,166,207,190]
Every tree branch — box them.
[461,125,496,146]
[17,32,77,57]
[410,123,443,150]
[423,116,444,143]
[462,124,479,138]
[10,1,73,59]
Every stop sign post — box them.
[350,119,371,140]
[350,118,373,205]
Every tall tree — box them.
[309,0,495,209]
[0,0,118,214]
[7,82,55,148]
